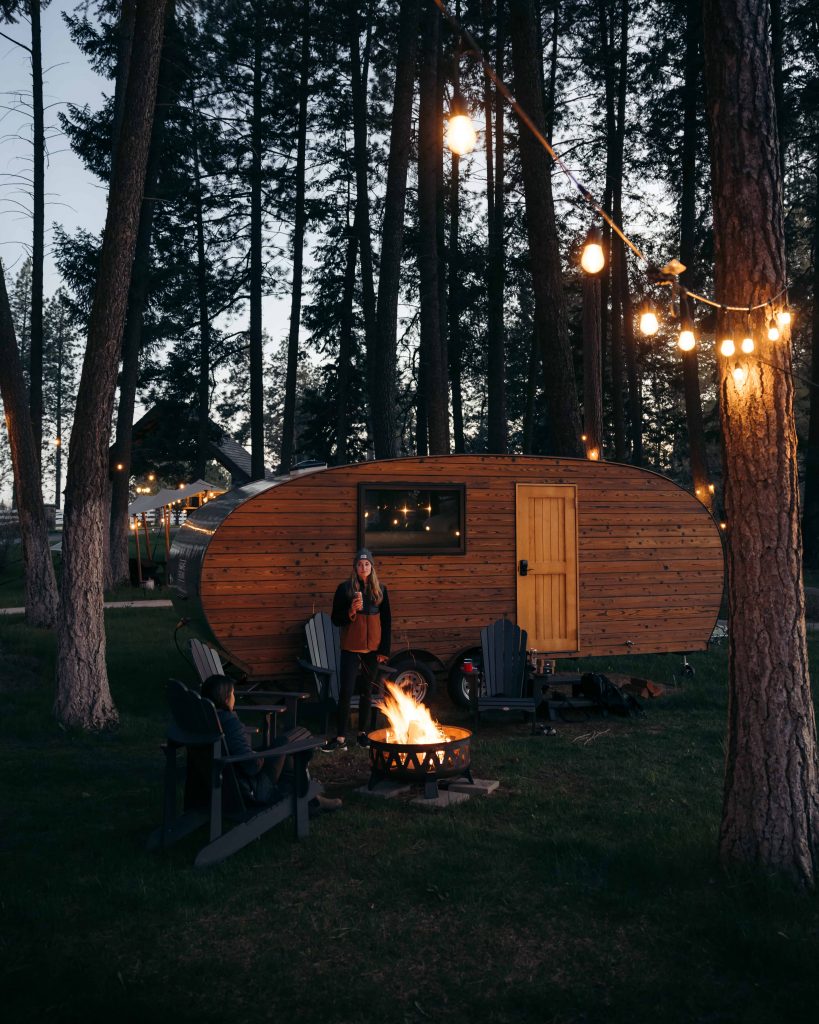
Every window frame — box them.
[356,482,467,556]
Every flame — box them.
[377,682,447,745]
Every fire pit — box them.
[368,683,473,798]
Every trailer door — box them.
[515,484,579,653]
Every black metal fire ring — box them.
[367,726,472,797]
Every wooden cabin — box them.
[169,455,725,703]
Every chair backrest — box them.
[480,619,529,697]
[189,638,225,684]
[304,612,341,699]
[166,679,245,814]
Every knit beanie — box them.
[354,548,375,566]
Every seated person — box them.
[201,675,340,813]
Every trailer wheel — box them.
[447,648,483,708]
[391,661,436,704]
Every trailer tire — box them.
[447,648,482,708]
[391,661,436,705]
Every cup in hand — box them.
[353,590,364,612]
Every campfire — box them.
[368,682,473,798]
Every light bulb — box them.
[587,448,600,461]
[741,336,754,353]
[719,338,735,357]
[732,365,748,386]
[445,114,477,156]
[678,329,696,352]
[776,309,791,328]
[768,324,780,341]
[581,225,605,274]
[581,242,605,274]
[639,310,659,336]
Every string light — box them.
[719,338,735,357]
[732,365,749,386]
[678,329,696,352]
[445,112,477,155]
[581,225,605,274]
[431,0,790,317]
[638,302,659,336]
[741,337,755,354]
[767,319,780,342]
[776,308,792,328]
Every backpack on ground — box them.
[577,672,643,717]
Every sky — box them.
[1,3,109,287]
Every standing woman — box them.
[325,548,391,751]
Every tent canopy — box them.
[127,479,223,516]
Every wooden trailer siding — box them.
[170,455,725,681]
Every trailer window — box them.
[358,484,465,554]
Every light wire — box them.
[432,0,788,314]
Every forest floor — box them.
[1,595,819,1024]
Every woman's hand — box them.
[376,654,388,664]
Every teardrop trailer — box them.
[169,455,725,707]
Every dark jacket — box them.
[331,581,391,656]
[216,707,263,777]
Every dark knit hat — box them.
[354,548,375,565]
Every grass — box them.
[1,606,819,1024]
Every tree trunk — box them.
[55,315,63,508]
[522,329,538,453]
[448,139,464,453]
[486,0,507,454]
[508,0,581,456]
[29,0,44,467]
[803,142,819,570]
[582,276,603,461]
[679,0,712,507]
[373,0,419,458]
[110,0,137,183]
[108,3,176,588]
[192,90,212,481]
[249,0,267,479]
[350,6,378,456]
[55,0,169,731]
[0,263,59,627]
[615,0,641,465]
[418,3,449,455]
[279,0,310,474]
[335,218,359,466]
[702,0,819,884]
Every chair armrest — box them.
[221,735,325,763]
[297,658,333,678]
[236,704,287,715]
[238,690,311,702]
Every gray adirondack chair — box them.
[189,637,310,730]
[477,618,540,730]
[298,612,395,734]
[146,680,323,867]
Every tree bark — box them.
[702,0,819,884]
[279,0,311,474]
[373,0,419,459]
[802,142,819,570]
[335,218,359,466]
[679,0,711,507]
[249,0,267,479]
[29,0,44,467]
[418,3,449,454]
[192,89,212,481]
[0,262,59,627]
[508,0,581,456]
[108,3,176,588]
[582,275,603,461]
[486,0,507,453]
[55,0,169,731]
[350,5,378,456]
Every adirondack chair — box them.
[189,637,310,730]
[297,612,395,734]
[146,680,323,867]
[476,618,540,730]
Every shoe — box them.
[320,738,347,752]
[316,794,342,811]
[357,733,370,748]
